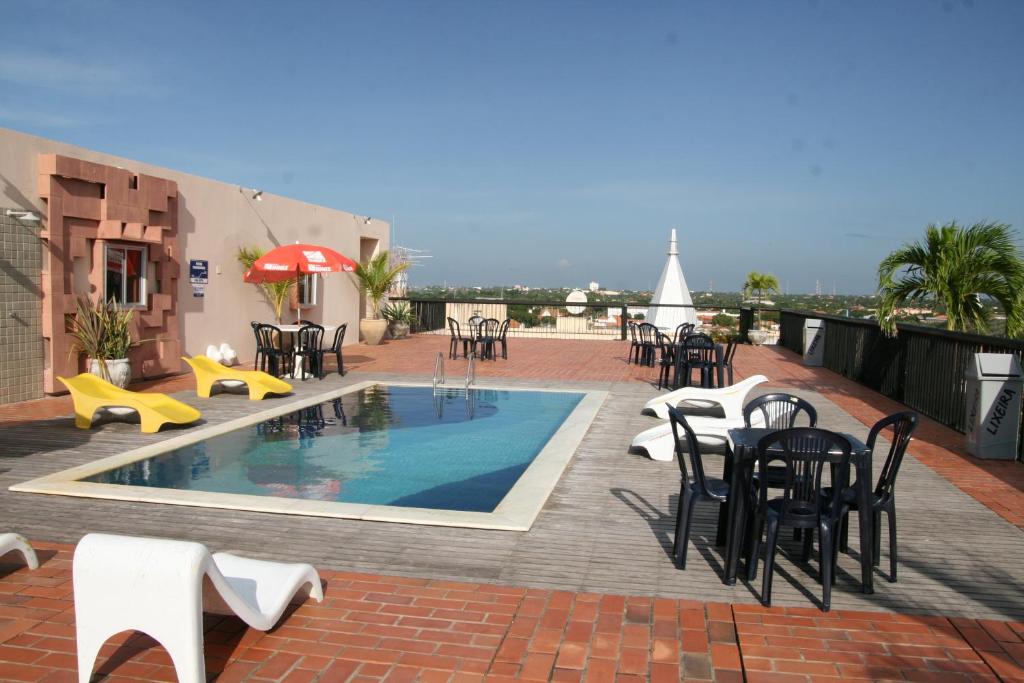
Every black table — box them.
[722,428,874,594]
[670,343,724,389]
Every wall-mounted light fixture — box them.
[363,216,372,224]
[239,187,264,201]
[5,210,39,222]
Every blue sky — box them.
[2,1,1022,293]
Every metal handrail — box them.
[433,352,445,389]
[465,352,476,389]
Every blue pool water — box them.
[84,385,584,512]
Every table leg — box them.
[856,458,874,594]
[724,449,745,585]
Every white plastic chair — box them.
[74,533,323,683]
[642,374,769,420]
[0,533,38,570]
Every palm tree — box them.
[877,221,1024,337]
[743,271,780,328]
[354,250,409,319]
[236,246,295,324]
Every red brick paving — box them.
[2,336,1024,680]
[1,544,1022,682]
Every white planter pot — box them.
[89,358,132,388]
[388,322,410,340]
[747,330,769,346]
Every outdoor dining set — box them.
[447,316,511,361]
[251,321,347,380]
[634,335,919,611]
[628,321,738,390]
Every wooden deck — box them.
[1,344,1022,622]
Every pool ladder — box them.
[433,352,476,391]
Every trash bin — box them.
[965,353,1023,460]
[803,319,825,366]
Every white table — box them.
[261,323,337,379]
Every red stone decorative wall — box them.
[38,154,181,394]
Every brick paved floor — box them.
[2,337,1023,680]
[0,543,1021,682]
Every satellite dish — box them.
[565,289,588,315]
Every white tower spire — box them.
[648,229,697,330]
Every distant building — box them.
[588,281,600,292]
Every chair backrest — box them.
[497,319,510,340]
[674,323,694,343]
[867,411,918,500]
[755,428,852,526]
[723,339,737,365]
[638,323,659,345]
[255,324,284,352]
[628,321,638,343]
[684,333,716,362]
[297,323,325,351]
[327,323,347,352]
[744,393,817,429]
[479,318,500,337]
[447,317,462,338]
[657,332,674,361]
[667,405,719,499]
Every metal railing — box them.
[394,296,742,341]
[778,309,1024,461]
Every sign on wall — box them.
[189,259,208,298]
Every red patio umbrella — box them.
[243,243,358,284]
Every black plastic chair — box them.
[323,323,347,375]
[628,322,642,364]
[667,405,731,569]
[721,339,738,386]
[748,428,852,611]
[447,318,473,359]
[744,393,818,493]
[656,333,676,390]
[495,319,511,359]
[678,333,716,388]
[297,323,325,380]
[251,321,264,370]
[477,318,500,360]
[637,323,659,367]
[254,324,291,377]
[831,411,918,583]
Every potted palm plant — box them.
[68,297,135,387]
[353,251,409,345]
[381,301,414,339]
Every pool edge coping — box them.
[9,381,609,532]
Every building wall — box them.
[0,210,43,404]
[0,127,389,395]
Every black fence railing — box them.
[779,309,1024,461]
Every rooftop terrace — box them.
[0,337,1022,681]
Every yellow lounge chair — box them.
[57,374,202,433]
[182,355,293,400]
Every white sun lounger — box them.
[0,533,38,570]
[632,420,733,461]
[74,533,323,683]
[642,374,769,420]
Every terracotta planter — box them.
[89,358,131,388]
[388,322,410,340]
[360,318,388,346]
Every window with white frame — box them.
[104,244,147,306]
[298,274,317,306]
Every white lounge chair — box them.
[74,533,323,683]
[642,374,769,420]
[0,533,38,570]
[632,420,732,461]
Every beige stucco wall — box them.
[0,126,388,374]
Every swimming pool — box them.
[13,382,607,530]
